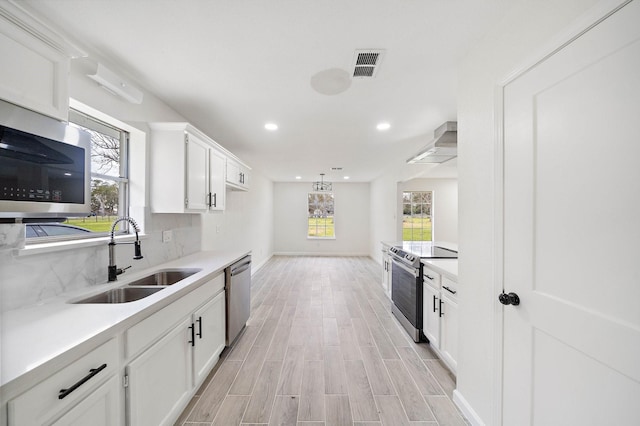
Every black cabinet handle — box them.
[197,316,203,339]
[59,363,107,400]
[425,274,434,281]
[207,192,212,207]
[213,193,217,207]
[442,286,457,295]
[188,324,195,346]
[439,299,444,317]
[433,295,438,313]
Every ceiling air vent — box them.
[352,49,385,79]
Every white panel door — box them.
[52,376,121,426]
[193,290,225,386]
[502,1,640,424]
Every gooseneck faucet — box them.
[108,216,143,282]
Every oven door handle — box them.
[391,258,418,278]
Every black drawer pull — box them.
[439,299,444,317]
[442,286,457,295]
[188,324,195,346]
[59,363,107,400]
[425,274,434,280]
[433,295,438,313]
[197,316,203,339]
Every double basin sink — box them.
[72,269,202,304]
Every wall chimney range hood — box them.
[407,121,457,164]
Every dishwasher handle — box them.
[230,260,251,276]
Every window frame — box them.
[307,191,335,239]
[402,190,433,242]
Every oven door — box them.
[390,258,422,333]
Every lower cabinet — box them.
[125,274,226,425]
[8,338,120,426]
[422,265,459,374]
[51,376,121,426]
[380,248,392,297]
[127,317,194,426]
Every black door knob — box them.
[499,292,520,306]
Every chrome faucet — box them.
[108,217,143,281]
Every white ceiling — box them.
[21,0,509,183]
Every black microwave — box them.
[0,100,91,218]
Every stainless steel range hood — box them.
[407,121,457,164]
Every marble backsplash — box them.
[0,214,202,312]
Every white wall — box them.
[201,171,274,271]
[274,182,370,255]
[400,178,458,243]
[456,0,600,423]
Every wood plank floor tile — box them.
[397,347,444,395]
[212,395,250,426]
[323,346,348,395]
[425,396,467,426]
[269,395,299,426]
[322,318,340,346]
[278,346,305,395]
[227,326,261,361]
[424,359,456,398]
[344,360,380,422]
[324,395,353,426]
[298,394,325,421]
[374,395,410,426]
[384,359,434,422]
[229,345,269,395]
[187,360,243,422]
[180,257,467,426]
[242,360,284,423]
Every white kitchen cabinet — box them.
[51,376,120,426]
[439,285,459,372]
[8,339,120,426]
[149,123,228,213]
[422,264,458,374]
[193,290,226,386]
[127,317,194,426]
[422,282,440,348]
[208,148,226,211]
[380,248,392,298]
[125,273,225,425]
[226,157,251,191]
[0,3,71,121]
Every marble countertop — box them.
[0,250,249,391]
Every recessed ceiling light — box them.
[376,122,391,131]
[295,176,302,180]
[344,176,350,180]
[265,122,278,131]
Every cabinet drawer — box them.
[126,272,224,359]
[441,276,458,301]
[422,266,441,289]
[8,338,118,426]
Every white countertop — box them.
[382,241,458,280]
[0,250,249,391]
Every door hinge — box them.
[123,374,129,388]
[185,134,189,144]
[185,198,189,206]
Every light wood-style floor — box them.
[176,256,467,426]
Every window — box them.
[402,191,432,241]
[26,110,130,241]
[308,192,335,238]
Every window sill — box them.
[307,236,336,240]
[17,234,149,257]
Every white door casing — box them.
[500,0,640,424]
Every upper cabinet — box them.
[226,157,250,191]
[149,122,249,213]
[0,3,76,121]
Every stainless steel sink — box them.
[73,287,164,304]
[126,268,201,286]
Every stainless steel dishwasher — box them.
[225,255,251,346]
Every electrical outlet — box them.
[162,230,173,243]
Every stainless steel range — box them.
[389,244,457,342]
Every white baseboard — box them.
[453,390,486,426]
[251,254,273,275]
[273,252,370,257]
